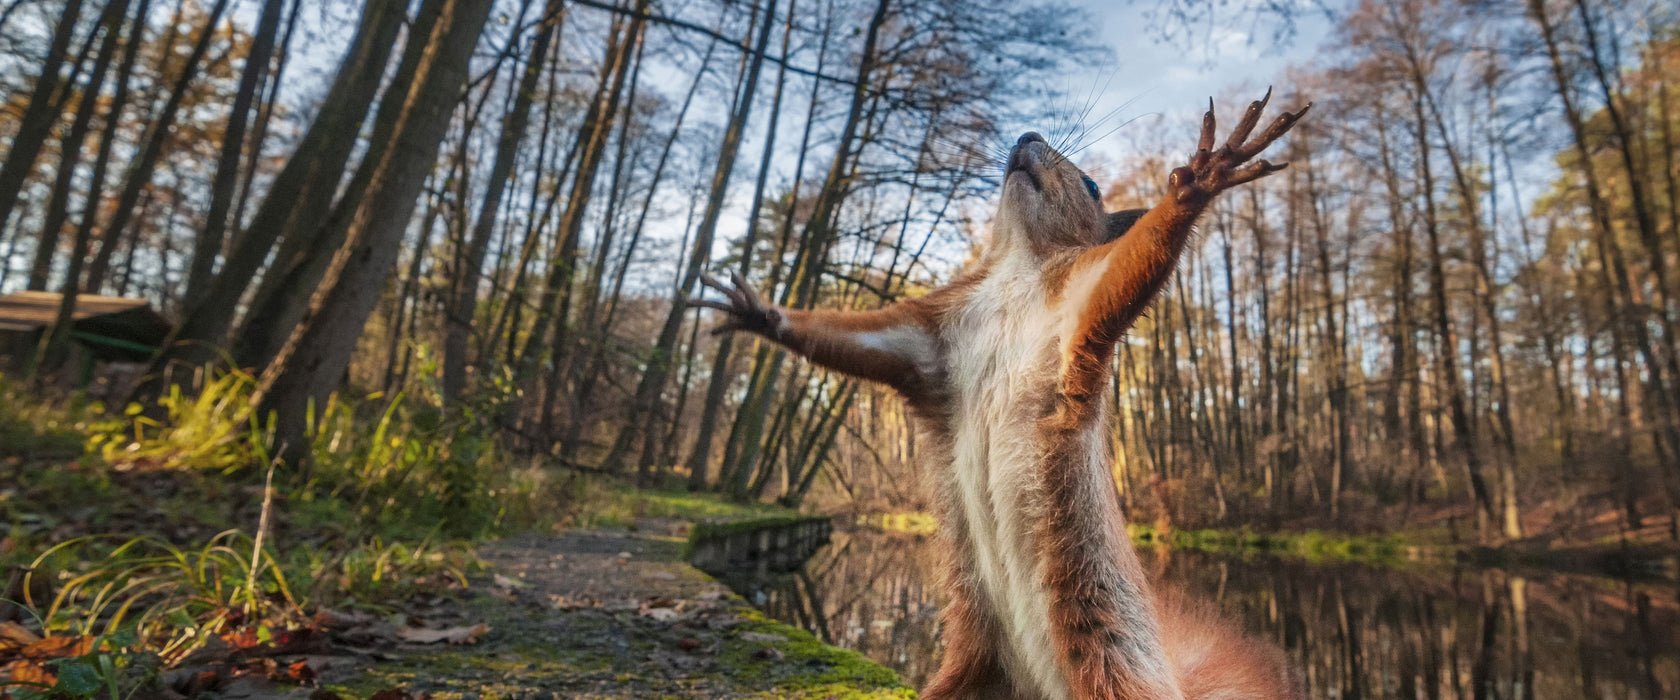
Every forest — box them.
[4,0,1667,539]
[0,0,1676,696]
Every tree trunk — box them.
[252,0,496,462]
[501,7,641,441]
[83,0,234,294]
[134,0,410,401]
[1407,73,1494,540]
[717,0,891,494]
[186,0,288,300]
[0,0,87,250]
[685,0,799,490]
[234,0,449,372]
[28,0,132,295]
[440,0,562,402]
[598,0,781,475]
[1529,0,1680,508]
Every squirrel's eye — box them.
[1083,176,1101,201]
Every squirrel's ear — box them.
[1105,209,1147,242]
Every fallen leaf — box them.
[396,623,491,645]
[738,631,787,643]
[19,635,95,660]
[281,658,317,685]
[0,621,40,651]
[3,659,53,686]
[492,574,527,589]
[677,638,703,651]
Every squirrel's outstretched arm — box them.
[691,272,939,395]
[1057,90,1309,409]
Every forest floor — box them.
[201,528,912,700]
[0,384,910,699]
[1,452,913,700]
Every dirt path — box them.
[311,528,911,700]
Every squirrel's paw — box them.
[1167,88,1311,205]
[689,271,781,337]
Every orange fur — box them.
[697,94,1309,700]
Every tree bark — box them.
[28,0,132,295]
[234,0,449,372]
[0,0,87,251]
[187,0,288,300]
[134,0,411,401]
[440,0,562,402]
[600,0,781,476]
[84,0,234,294]
[252,0,497,462]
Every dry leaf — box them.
[396,623,491,645]
[737,631,787,643]
[3,659,53,686]
[0,621,40,654]
[20,635,95,660]
[492,574,527,589]
[281,658,317,685]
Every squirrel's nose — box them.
[1017,132,1046,147]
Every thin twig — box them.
[245,449,281,617]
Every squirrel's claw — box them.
[1171,90,1307,204]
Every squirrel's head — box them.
[992,132,1135,257]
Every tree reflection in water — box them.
[716,528,1678,698]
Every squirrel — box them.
[693,90,1309,700]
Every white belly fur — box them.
[946,252,1072,700]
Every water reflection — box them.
[716,528,1678,698]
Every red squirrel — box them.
[693,91,1308,700]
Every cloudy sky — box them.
[1044,0,1334,168]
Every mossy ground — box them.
[567,481,796,531]
[321,530,912,700]
[1,384,901,698]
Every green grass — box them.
[567,479,795,530]
[1,371,530,693]
[2,370,905,698]
[0,374,99,459]
[1127,524,1410,565]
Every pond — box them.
[713,527,1678,699]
